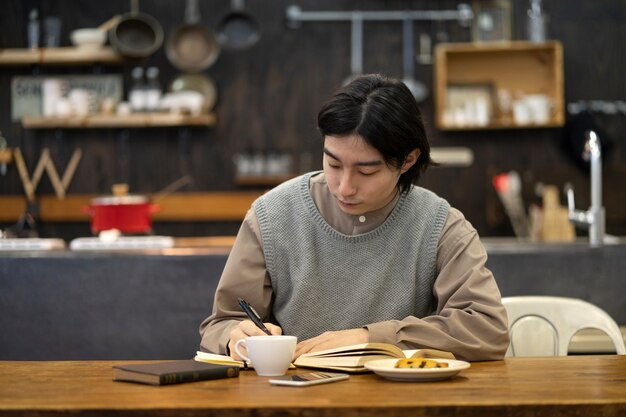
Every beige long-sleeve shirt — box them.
[199,173,509,361]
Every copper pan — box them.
[166,0,220,72]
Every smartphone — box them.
[268,372,349,387]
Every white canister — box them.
[525,94,552,124]
[42,78,69,117]
[513,100,532,125]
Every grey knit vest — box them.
[253,172,450,342]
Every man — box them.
[200,74,509,361]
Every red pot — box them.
[84,194,160,234]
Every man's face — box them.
[323,134,417,216]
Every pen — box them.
[238,297,272,335]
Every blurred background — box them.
[1,0,624,241]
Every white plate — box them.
[364,358,470,382]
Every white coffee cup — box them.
[234,335,297,376]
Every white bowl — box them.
[70,28,107,49]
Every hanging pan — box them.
[217,0,260,50]
[166,0,220,72]
[109,0,164,58]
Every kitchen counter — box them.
[483,239,626,325]
[1,237,625,360]
[0,243,231,361]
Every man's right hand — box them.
[228,320,283,360]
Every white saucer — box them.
[364,358,470,382]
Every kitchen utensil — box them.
[160,91,205,115]
[539,184,575,243]
[168,73,218,112]
[11,149,46,238]
[492,171,530,238]
[109,0,163,58]
[85,196,158,234]
[365,358,470,382]
[152,175,192,203]
[402,17,428,102]
[5,201,39,238]
[84,184,159,235]
[166,0,220,72]
[70,28,107,48]
[217,0,260,50]
[83,175,190,235]
[342,12,363,86]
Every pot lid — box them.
[91,194,149,205]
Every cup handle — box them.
[234,339,251,363]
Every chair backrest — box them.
[502,296,626,356]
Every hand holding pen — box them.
[238,298,272,335]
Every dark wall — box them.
[1,0,625,240]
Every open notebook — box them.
[293,343,455,373]
[194,351,250,369]
[194,351,297,370]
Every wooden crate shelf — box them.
[434,41,564,131]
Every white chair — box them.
[502,296,626,357]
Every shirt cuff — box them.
[365,321,398,344]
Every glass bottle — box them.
[144,67,162,112]
[28,9,40,49]
[527,0,547,42]
[128,67,146,112]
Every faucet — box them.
[565,130,605,247]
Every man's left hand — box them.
[294,328,369,358]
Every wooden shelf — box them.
[0,192,264,223]
[21,113,217,129]
[434,41,564,131]
[0,47,123,65]
[439,120,564,131]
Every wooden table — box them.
[1,356,625,417]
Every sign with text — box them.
[11,74,123,121]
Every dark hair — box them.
[317,73,432,192]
